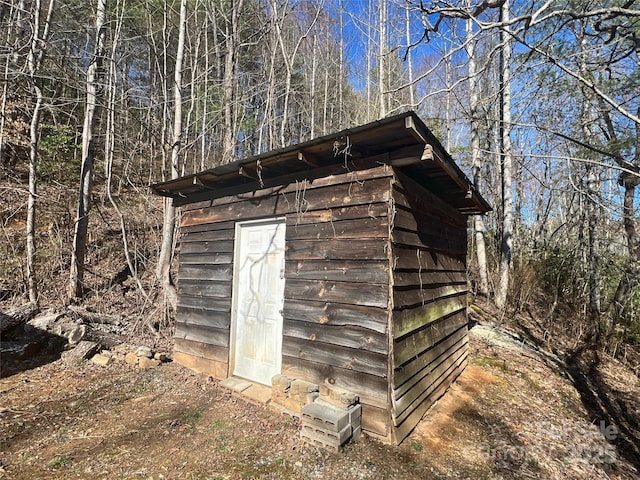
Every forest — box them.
[1,0,640,477]
[1,1,638,360]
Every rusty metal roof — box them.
[150,111,491,214]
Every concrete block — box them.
[302,402,351,432]
[280,397,304,414]
[290,379,318,394]
[305,392,319,405]
[318,382,358,409]
[271,374,291,391]
[301,423,352,449]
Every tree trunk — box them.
[466,17,490,297]
[68,0,107,303]
[222,0,243,162]
[496,0,513,309]
[378,0,387,118]
[26,0,55,305]
[0,302,39,333]
[156,0,187,310]
[609,170,640,323]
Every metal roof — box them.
[150,111,491,215]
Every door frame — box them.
[229,217,286,384]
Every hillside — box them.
[1,311,639,479]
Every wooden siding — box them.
[173,166,394,438]
[389,170,470,443]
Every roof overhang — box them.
[150,111,492,214]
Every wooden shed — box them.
[151,111,490,444]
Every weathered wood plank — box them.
[178,264,233,282]
[180,228,234,243]
[181,165,394,213]
[393,204,468,242]
[392,199,466,231]
[281,356,388,409]
[391,355,467,443]
[174,322,229,348]
[173,350,228,379]
[393,310,467,365]
[286,217,388,240]
[392,345,468,426]
[391,229,467,255]
[177,279,232,298]
[180,177,392,226]
[392,205,467,239]
[361,404,391,439]
[177,294,231,312]
[180,220,235,233]
[286,239,388,261]
[393,285,468,310]
[283,336,388,378]
[173,337,229,364]
[393,325,468,389]
[394,336,467,409]
[392,246,466,271]
[288,203,388,226]
[285,278,388,308]
[283,318,388,355]
[286,259,389,284]
[175,306,231,329]
[392,169,467,226]
[179,252,233,266]
[282,299,388,335]
[179,240,234,255]
[393,296,467,339]
[392,270,467,287]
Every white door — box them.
[231,219,286,385]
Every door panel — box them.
[232,219,286,385]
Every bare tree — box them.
[25,0,56,305]
[68,0,108,302]
[156,0,187,310]
[495,0,512,309]
[466,16,490,297]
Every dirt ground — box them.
[1,322,638,480]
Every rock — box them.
[135,346,153,358]
[153,352,169,362]
[125,352,139,366]
[138,357,161,369]
[91,353,112,366]
[61,340,99,366]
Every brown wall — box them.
[173,166,395,437]
[389,170,470,443]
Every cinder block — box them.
[352,425,362,441]
[318,382,359,409]
[348,403,362,426]
[301,423,352,448]
[271,374,292,391]
[302,402,351,432]
[281,397,304,414]
[272,389,288,402]
[305,392,319,405]
[290,379,318,395]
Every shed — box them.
[151,111,491,444]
